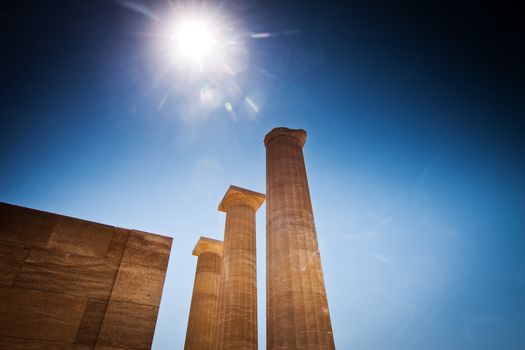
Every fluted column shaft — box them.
[265,128,335,350]
[217,205,257,349]
[185,238,223,350]
[216,186,264,350]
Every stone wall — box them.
[0,202,172,350]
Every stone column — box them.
[185,237,223,350]
[264,127,335,349]
[215,185,265,350]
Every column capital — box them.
[218,185,265,212]
[264,127,307,148]
[192,236,223,257]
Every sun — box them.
[151,4,255,117]
[159,6,248,75]
[174,19,215,62]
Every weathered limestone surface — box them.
[74,299,108,345]
[0,286,87,342]
[264,128,335,349]
[0,202,172,350]
[0,242,30,286]
[0,336,93,350]
[96,300,159,349]
[0,202,59,248]
[184,237,223,350]
[47,218,114,257]
[215,186,265,350]
[14,247,120,299]
[121,229,171,269]
[111,262,167,307]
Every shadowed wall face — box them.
[0,202,172,350]
[185,238,223,350]
[215,186,264,350]
[265,128,335,349]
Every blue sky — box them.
[1,1,524,349]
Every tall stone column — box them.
[185,237,223,350]
[215,185,265,350]
[264,127,335,349]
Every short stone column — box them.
[264,127,335,349]
[215,186,265,350]
[185,237,223,350]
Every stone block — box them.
[0,202,58,248]
[121,230,171,270]
[47,217,114,257]
[0,286,87,342]
[15,247,119,299]
[0,242,30,286]
[0,203,170,350]
[96,301,158,349]
[74,299,108,346]
[111,263,166,307]
[0,336,92,350]
[107,227,129,259]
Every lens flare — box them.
[120,1,287,121]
